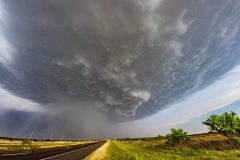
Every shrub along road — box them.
[0,141,106,160]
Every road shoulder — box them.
[84,141,109,160]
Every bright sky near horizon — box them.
[139,65,240,136]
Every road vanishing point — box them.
[0,141,106,160]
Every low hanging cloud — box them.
[0,0,240,129]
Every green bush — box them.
[21,139,32,149]
[166,128,190,145]
[203,111,240,148]
[202,111,240,141]
[156,135,162,140]
[232,137,240,146]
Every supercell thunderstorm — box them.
[0,0,240,128]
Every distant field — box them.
[0,139,93,151]
[104,133,240,160]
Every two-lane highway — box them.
[0,141,106,160]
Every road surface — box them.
[0,141,106,160]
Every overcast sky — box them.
[0,0,240,139]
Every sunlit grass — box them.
[104,137,240,160]
[84,141,109,160]
[0,139,94,151]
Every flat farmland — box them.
[0,139,94,152]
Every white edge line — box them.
[40,142,102,160]
[2,153,26,156]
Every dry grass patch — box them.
[84,141,109,160]
[0,139,94,151]
[31,141,93,149]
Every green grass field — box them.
[104,135,240,160]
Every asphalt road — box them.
[0,141,106,160]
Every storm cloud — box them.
[0,0,240,128]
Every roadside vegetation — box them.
[105,138,240,160]
[202,111,240,147]
[0,137,93,152]
[103,111,240,159]
[165,128,190,145]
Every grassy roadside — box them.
[104,139,240,160]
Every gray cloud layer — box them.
[0,0,240,125]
